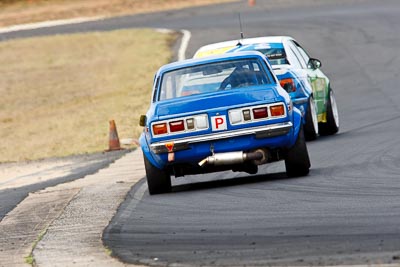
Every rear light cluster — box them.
[279,78,296,93]
[151,114,208,136]
[229,103,286,125]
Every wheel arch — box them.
[140,134,165,170]
[290,107,303,147]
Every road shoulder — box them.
[0,188,80,267]
[0,149,146,267]
[32,149,146,266]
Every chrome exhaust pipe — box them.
[199,151,263,167]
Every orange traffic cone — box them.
[248,0,256,7]
[106,120,123,151]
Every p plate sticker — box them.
[211,115,227,131]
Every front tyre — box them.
[320,88,339,135]
[304,96,319,141]
[285,126,311,177]
[143,154,171,195]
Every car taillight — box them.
[280,78,296,93]
[242,109,251,121]
[270,104,285,117]
[229,103,286,125]
[169,120,185,132]
[152,123,168,135]
[229,110,242,124]
[195,115,208,129]
[186,118,195,130]
[151,114,209,137]
[253,107,268,119]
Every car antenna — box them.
[237,13,244,46]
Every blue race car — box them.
[139,51,310,194]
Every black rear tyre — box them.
[285,126,311,177]
[143,154,171,195]
[304,96,319,141]
[319,88,339,135]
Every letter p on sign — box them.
[211,115,227,131]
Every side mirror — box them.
[308,58,322,69]
[139,115,147,127]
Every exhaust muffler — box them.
[198,151,264,167]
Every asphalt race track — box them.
[3,0,400,266]
[102,1,400,266]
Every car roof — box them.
[194,36,293,57]
[157,51,267,74]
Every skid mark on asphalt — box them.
[339,114,400,135]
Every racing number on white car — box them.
[211,115,227,131]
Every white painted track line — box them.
[178,29,192,61]
[0,16,104,34]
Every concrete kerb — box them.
[32,149,147,267]
[0,149,146,267]
[0,188,81,267]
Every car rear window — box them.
[158,58,272,101]
[236,43,289,66]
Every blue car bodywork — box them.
[229,44,314,129]
[140,52,310,194]
[274,68,313,125]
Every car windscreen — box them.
[235,43,289,66]
[158,58,272,101]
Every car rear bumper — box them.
[145,121,295,169]
[150,121,293,154]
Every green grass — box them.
[25,254,34,265]
[24,228,47,265]
[0,29,176,162]
[104,246,113,256]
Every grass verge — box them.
[0,28,176,162]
